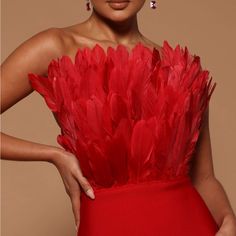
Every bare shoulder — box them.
[2,27,68,74]
[20,27,68,61]
[0,27,70,114]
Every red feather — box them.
[28,40,217,189]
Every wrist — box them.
[46,146,65,165]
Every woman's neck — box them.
[83,9,144,45]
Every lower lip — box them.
[108,1,130,10]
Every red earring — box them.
[86,0,91,11]
[150,0,157,9]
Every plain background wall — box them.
[1,0,236,235]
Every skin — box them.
[1,0,235,234]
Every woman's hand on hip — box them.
[51,148,95,231]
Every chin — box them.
[106,12,133,23]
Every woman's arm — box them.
[190,106,236,232]
[1,29,96,230]
[1,27,65,162]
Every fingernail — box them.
[75,224,78,232]
[86,189,95,199]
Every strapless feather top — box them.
[28,40,216,191]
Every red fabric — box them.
[28,40,218,235]
[79,176,218,235]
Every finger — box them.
[69,179,81,231]
[72,170,95,199]
[60,174,70,196]
[71,192,81,231]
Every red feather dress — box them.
[28,40,219,235]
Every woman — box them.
[1,0,236,235]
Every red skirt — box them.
[78,176,219,236]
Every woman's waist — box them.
[78,174,218,236]
[81,174,192,199]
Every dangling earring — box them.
[150,0,157,9]
[86,0,91,11]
